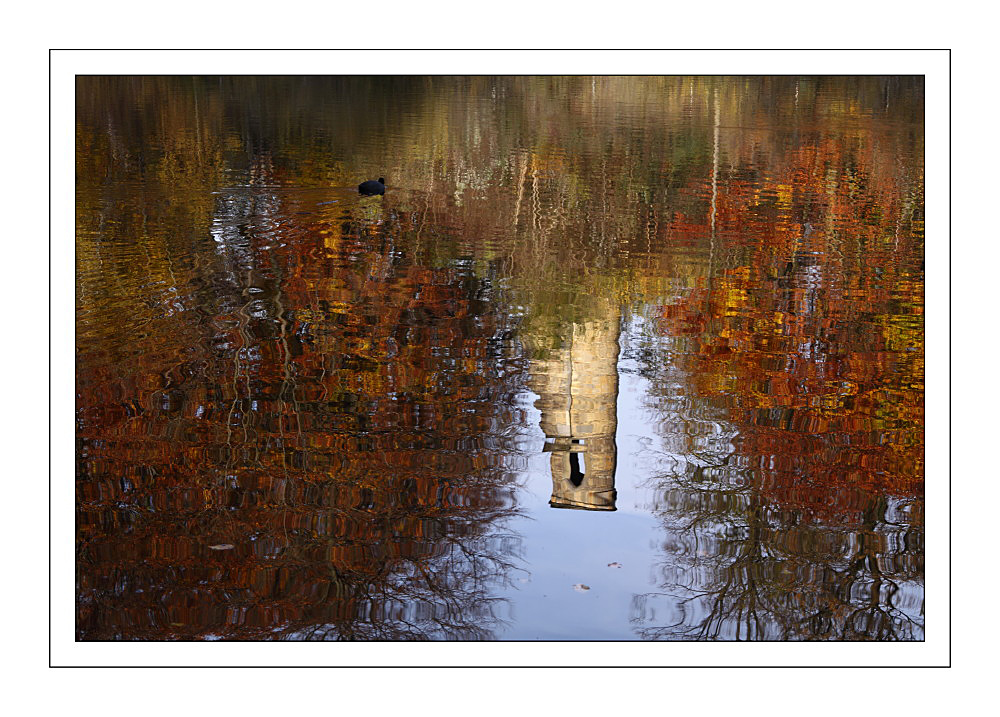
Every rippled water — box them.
[76,76,924,640]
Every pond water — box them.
[75,76,924,641]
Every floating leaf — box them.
[208,544,234,550]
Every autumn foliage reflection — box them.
[631,106,923,639]
[77,186,526,639]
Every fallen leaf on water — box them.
[208,544,234,550]
[572,583,590,592]
[607,562,622,568]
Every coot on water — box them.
[358,177,386,195]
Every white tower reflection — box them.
[529,302,620,511]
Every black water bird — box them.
[358,177,386,195]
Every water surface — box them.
[76,76,924,640]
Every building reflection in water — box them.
[529,301,621,511]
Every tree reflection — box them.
[629,112,923,640]
[76,185,526,640]
[632,459,923,640]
